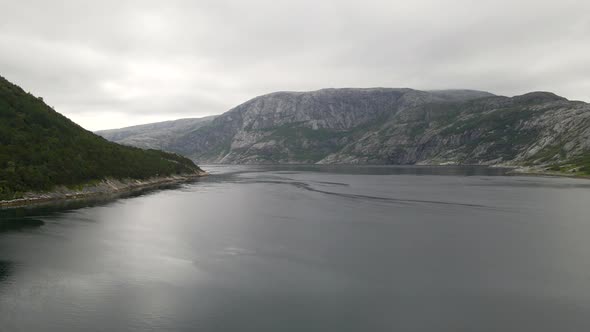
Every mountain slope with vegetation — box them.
[96,116,216,150]
[0,75,204,200]
[100,88,590,175]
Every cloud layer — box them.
[1,0,589,130]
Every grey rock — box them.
[96,116,217,150]
[98,88,590,169]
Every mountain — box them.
[99,88,590,174]
[0,75,203,200]
[96,116,216,150]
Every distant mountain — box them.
[99,87,590,174]
[96,116,216,150]
[0,75,203,200]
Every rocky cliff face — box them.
[320,92,590,167]
[99,88,590,172]
[169,88,495,163]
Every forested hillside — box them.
[0,76,202,200]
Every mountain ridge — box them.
[97,87,590,175]
[97,116,217,150]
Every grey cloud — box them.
[1,0,589,130]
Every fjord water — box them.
[2,166,590,331]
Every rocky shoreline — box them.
[2,164,586,210]
[507,166,590,179]
[0,171,208,209]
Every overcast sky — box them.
[1,0,589,130]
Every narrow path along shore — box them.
[0,171,208,209]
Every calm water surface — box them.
[1,165,590,331]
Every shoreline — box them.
[205,163,590,180]
[1,164,586,210]
[506,166,590,179]
[0,171,208,209]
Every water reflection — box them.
[0,179,204,222]
[0,260,12,283]
[0,166,508,222]
[204,164,511,176]
[0,218,45,233]
[1,166,590,331]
